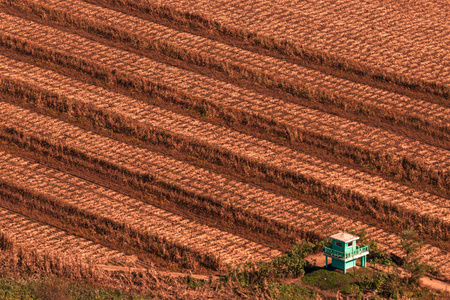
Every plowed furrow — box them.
[16,0,450,130]
[137,0,450,86]
[1,13,448,174]
[0,150,280,266]
[0,102,448,278]
[0,206,135,265]
[0,63,448,227]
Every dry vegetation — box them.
[90,0,450,98]
[0,0,448,294]
[7,0,450,140]
[0,207,137,266]
[0,150,281,269]
[0,59,449,240]
[0,12,448,192]
[0,232,236,299]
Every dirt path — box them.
[304,253,450,293]
[100,252,450,292]
[97,264,221,281]
[420,277,450,293]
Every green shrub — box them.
[226,241,314,289]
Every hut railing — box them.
[324,246,369,259]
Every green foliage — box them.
[64,282,131,300]
[400,227,430,286]
[401,227,423,258]
[301,269,358,294]
[358,269,402,298]
[0,278,39,300]
[271,283,316,300]
[347,229,395,267]
[269,241,314,278]
[225,241,314,291]
[0,276,149,300]
[356,267,445,300]
[302,266,443,299]
[182,276,206,290]
[403,262,429,286]
[364,239,394,267]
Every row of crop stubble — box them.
[0,223,230,298]
[0,99,449,280]
[84,0,450,98]
[4,18,445,227]
[0,206,137,266]
[0,147,280,270]
[6,0,449,142]
[0,12,448,195]
[0,40,449,240]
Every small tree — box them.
[400,227,428,286]
[400,227,422,257]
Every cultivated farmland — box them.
[0,0,448,291]
[0,206,138,266]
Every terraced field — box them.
[0,149,281,267]
[118,0,450,87]
[0,101,448,277]
[0,72,448,238]
[0,0,448,285]
[8,0,450,138]
[0,206,137,266]
[2,13,449,180]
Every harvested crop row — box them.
[0,112,392,251]
[0,58,449,236]
[364,226,450,279]
[0,150,280,267]
[2,111,450,280]
[0,205,137,266]
[119,0,450,87]
[0,226,232,299]
[1,12,448,182]
[20,0,449,135]
[1,101,449,275]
